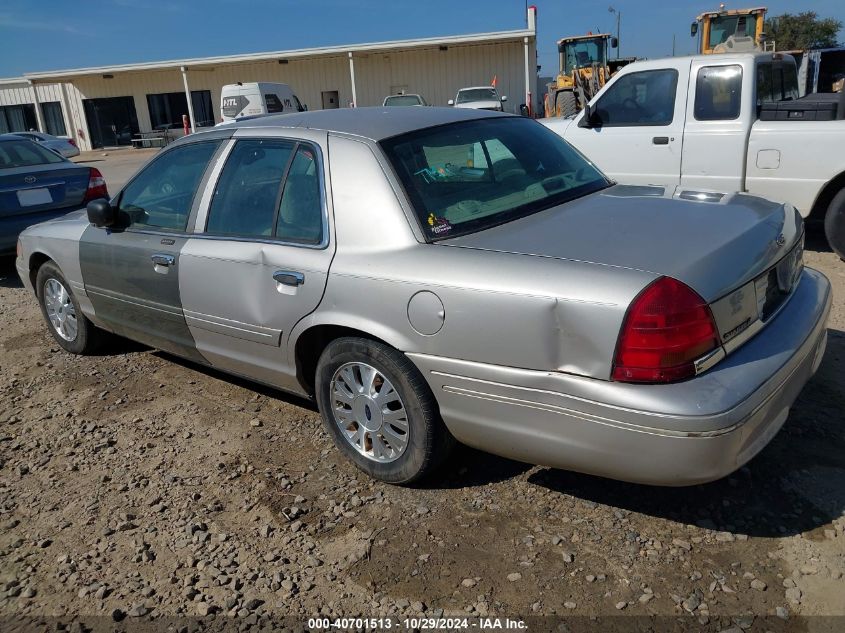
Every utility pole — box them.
[608,6,621,58]
[672,33,676,56]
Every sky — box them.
[1,0,843,78]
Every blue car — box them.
[0,136,107,255]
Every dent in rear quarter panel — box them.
[21,213,94,319]
[306,135,656,380]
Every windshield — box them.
[708,15,755,48]
[456,88,497,104]
[0,138,65,168]
[562,39,605,74]
[380,117,609,241]
[385,95,424,106]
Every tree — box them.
[765,12,842,51]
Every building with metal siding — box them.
[0,8,537,152]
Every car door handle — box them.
[273,270,305,286]
[151,253,175,267]
[652,136,670,145]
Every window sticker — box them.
[427,212,452,235]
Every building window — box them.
[0,104,38,134]
[40,102,67,136]
[146,90,214,129]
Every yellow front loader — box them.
[545,33,619,118]
[691,5,767,54]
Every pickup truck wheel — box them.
[315,337,455,485]
[36,261,106,354]
[824,188,845,260]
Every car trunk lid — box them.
[442,184,802,303]
[0,163,91,218]
[443,184,804,354]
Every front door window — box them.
[119,141,221,231]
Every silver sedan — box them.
[6,131,80,158]
[15,107,830,486]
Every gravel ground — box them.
[0,230,843,630]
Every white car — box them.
[383,94,428,107]
[8,132,79,158]
[448,86,507,111]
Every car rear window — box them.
[0,138,65,168]
[457,89,497,103]
[380,117,609,241]
[385,95,422,106]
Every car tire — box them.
[315,337,455,484]
[824,188,845,261]
[36,261,107,354]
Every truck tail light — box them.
[82,167,109,203]
[612,277,720,383]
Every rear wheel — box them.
[824,188,845,260]
[315,337,454,484]
[36,261,107,354]
[555,90,578,118]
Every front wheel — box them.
[315,337,454,484]
[824,188,845,260]
[36,261,107,354]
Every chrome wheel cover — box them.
[330,362,409,463]
[43,278,78,342]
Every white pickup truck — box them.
[541,52,845,258]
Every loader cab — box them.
[692,6,767,55]
[559,34,616,74]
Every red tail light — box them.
[82,167,109,204]
[612,277,720,383]
[67,138,77,147]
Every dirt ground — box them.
[0,229,843,631]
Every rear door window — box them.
[593,69,679,126]
[276,146,324,245]
[206,139,294,237]
[694,65,742,120]
[119,140,220,231]
[205,139,325,246]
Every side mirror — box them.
[578,102,597,128]
[690,22,698,37]
[501,95,508,102]
[447,99,455,106]
[87,198,115,228]
[610,37,618,49]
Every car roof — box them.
[211,106,512,141]
[459,86,496,91]
[0,134,39,141]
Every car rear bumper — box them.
[0,206,80,255]
[408,268,832,486]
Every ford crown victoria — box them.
[15,108,830,485]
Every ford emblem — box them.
[775,233,786,247]
[24,175,36,184]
